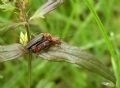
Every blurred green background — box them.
[0,0,120,88]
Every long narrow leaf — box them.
[0,43,26,62]
[29,0,64,21]
[39,43,116,84]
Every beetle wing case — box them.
[25,33,44,49]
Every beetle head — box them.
[51,37,61,44]
[43,33,52,40]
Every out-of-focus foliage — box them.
[0,0,120,88]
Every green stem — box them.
[23,7,32,88]
[25,23,32,88]
[19,1,32,87]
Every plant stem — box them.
[21,2,32,87]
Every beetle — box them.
[25,32,61,53]
[31,36,61,53]
[25,33,52,49]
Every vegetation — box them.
[0,0,120,88]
